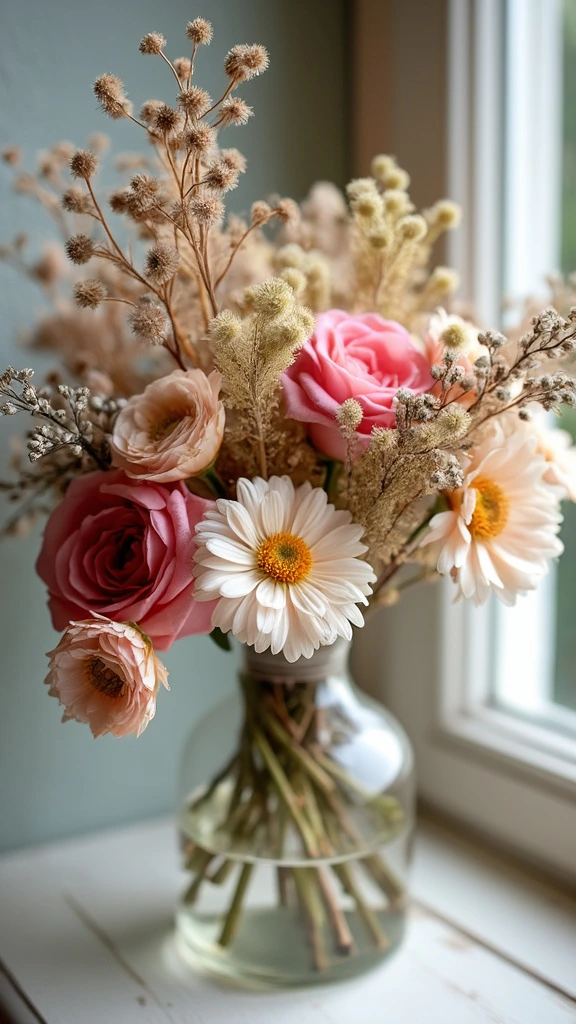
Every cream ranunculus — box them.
[45,618,169,738]
[111,368,225,481]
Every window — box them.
[353,0,576,880]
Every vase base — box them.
[175,903,407,990]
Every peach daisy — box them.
[421,424,564,605]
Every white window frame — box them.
[354,0,576,881]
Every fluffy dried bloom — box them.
[224,43,269,83]
[45,618,169,739]
[186,18,213,45]
[275,198,300,226]
[111,368,225,481]
[427,199,462,230]
[139,32,166,55]
[204,159,239,193]
[384,167,410,190]
[152,105,183,138]
[184,123,215,153]
[140,99,164,124]
[65,234,96,265]
[69,150,98,180]
[219,96,253,126]
[251,200,272,225]
[128,296,170,343]
[336,398,363,439]
[177,86,211,116]
[32,246,66,286]
[398,215,427,241]
[127,174,162,213]
[173,57,192,81]
[61,186,92,214]
[93,73,131,119]
[2,146,21,166]
[188,189,224,225]
[428,266,460,294]
[144,242,180,284]
[74,279,106,309]
[220,148,247,173]
[194,476,375,661]
[87,132,110,154]
[109,188,131,214]
[370,154,396,183]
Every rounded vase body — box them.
[175,638,415,988]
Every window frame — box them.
[352,0,576,880]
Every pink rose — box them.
[45,618,169,738]
[36,470,215,650]
[110,369,225,482]
[282,309,433,459]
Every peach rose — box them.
[45,618,169,738]
[36,470,215,650]
[282,309,433,460]
[111,368,225,482]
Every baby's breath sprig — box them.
[0,369,113,471]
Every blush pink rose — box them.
[45,618,169,738]
[36,470,215,650]
[282,309,433,459]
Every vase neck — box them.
[242,637,351,684]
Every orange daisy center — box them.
[256,531,312,584]
[85,656,124,699]
[468,476,510,539]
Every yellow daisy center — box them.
[85,656,124,699]
[256,531,312,584]
[468,476,510,539]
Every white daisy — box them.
[193,476,376,662]
[421,423,564,606]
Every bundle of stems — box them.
[180,675,407,971]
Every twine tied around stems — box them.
[243,636,351,684]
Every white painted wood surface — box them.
[0,817,575,1023]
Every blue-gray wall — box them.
[0,0,347,853]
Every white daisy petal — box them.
[219,570,261,598]
[256,578,286,609]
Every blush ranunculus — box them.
[36,470,216,650]
[110,368,225,482]
[45,618,169,738]
[282,309,433,459]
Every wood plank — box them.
[413,815,576,997]
[0,819,575,1023]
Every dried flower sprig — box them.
[211,278,314,480]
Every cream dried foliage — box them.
[349,403,472,569]
[211,278,315,481]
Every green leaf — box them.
[209,627,231,652]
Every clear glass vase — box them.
[175,637,415,988]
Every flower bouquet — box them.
[2,17,576,987]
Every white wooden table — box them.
[0,814,575,1023]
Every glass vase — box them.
[175,637,415,988]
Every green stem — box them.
[217,863,254,947]
[292,868,328,971]
[199,463,228,498]
[333,862,390,950]
[252,726,320,858]
[258,707,336,796]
